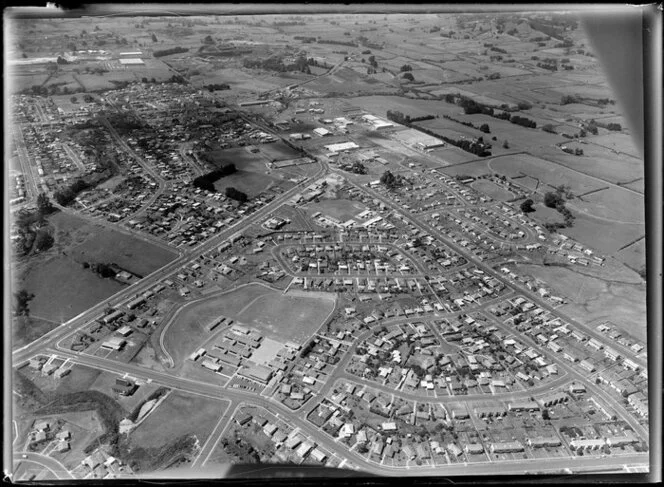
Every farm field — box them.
[558,210,646,260]
[588,133,642,159]
[516,263,647,342]
[615,237,647,276]
[486,153,607,195]
[350,95,459,119]
[536,142,643,186]
[622,179,645,194]
[572,187,644,223]
[129,391,229,450]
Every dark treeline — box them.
[153,46,189,57]
[192,163,237,192]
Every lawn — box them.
[129,391,229,449]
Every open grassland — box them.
[12,316,59,350]
[18,255,126,323]
[129,392,229,449]
[14,211,175,323]
[54,365,102,396]
[69,228,176,277]
[516,262,647,342]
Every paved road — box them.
[346,176,647,369]
[12,161,325,366]
[12,452,75,480]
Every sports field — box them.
[162,284,335,365]
[306,198,367,222]
[470,179,515,201]
[237,290,335,343]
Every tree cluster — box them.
[152,46,188,57]
[225,187,248,203]
[317,38,358,47]
[519,198,535,213]
[15,290,35,316]
[203,83,230,92]
[53,178,91,206]
[192,163,237,192]
[380,170,401,189]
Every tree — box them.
[544,191,563,208]
[542,123,557,134]
[34,229,54,252]
[479,123,490,133]
[70,96,78,104]
[225,187,248,203]
[402,72,414,82]
[380,170,398,189]
[502,140,509,149]
[37,193,53,214]
[15,289,34,316]
[520,198,535,213]
[151,33,158,43]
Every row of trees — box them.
[153,46,188,57]
[442,114,490,133]
[386,109,492,157]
